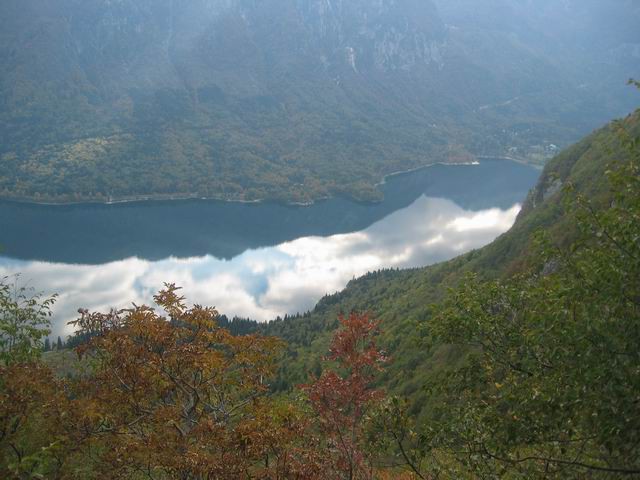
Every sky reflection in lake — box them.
[0,196,521,337]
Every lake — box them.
[0,159,539,337]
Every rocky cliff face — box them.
[296,0,446,72]
[1,0,447,112]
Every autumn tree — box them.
[304,312,387,480]
[67,284,319,479]
[0,362,73,479]
[2,283,392,479]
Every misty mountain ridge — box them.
[0,0,638,203]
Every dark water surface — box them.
[0,160,537,264]
[0,159,539,336]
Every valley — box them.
[1,1,639,477]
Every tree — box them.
[0,278,66,479]
[368,396,440,480]
[67,284,311,479]
[0,277,56,365]
[1,283,394,478]
[304,312,387,480]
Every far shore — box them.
[0,156,535,208]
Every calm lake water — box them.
[0,159,539,337]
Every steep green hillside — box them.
[1,0,637,203]
[248,107,640,418]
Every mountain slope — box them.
[1,0,638,203]
[249,106,640,416]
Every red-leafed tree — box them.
[304,312,387,480]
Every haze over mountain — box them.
[0,0,638,203]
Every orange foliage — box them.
[304,313,387,480]
[1,287,392,479]
[66,284,318,478]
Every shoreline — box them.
[476,155,544,170]
[0,156,526,208]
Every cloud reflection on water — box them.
[0,196,520,337]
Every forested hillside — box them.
[1,0,638,203]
